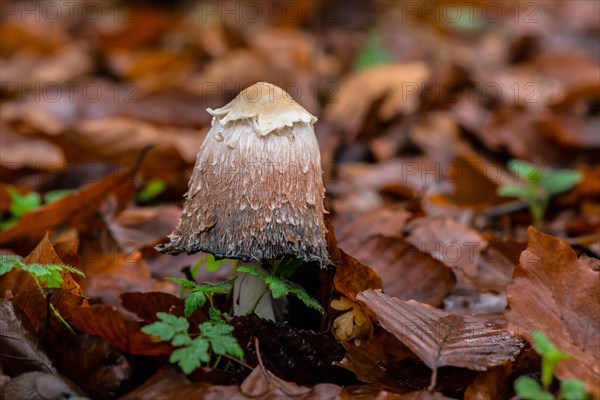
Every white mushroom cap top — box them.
[157,82,331,267]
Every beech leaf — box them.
[505,227,600,398]
[357,289,524,387]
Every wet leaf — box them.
[333,249,383,300]
[505,227,600,398]
[357,289,524,387]
[0,167,136,254]
[58,300,174,356]
[340,236,454,306]
[406,218,488,278]
[0,299,56,375]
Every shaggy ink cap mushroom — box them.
[157,82,331,267]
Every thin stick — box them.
[221,354,253,371]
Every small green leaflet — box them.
[560,379,587,400]
[0,255,22,275]
[170,338,210,374]
[0,255,85,288]
[167,277,235,317]
[502,160,582,194]
[136,179,167,203]
[496,185,529,198]
[508,159,542,183]
[142,312,190,342]
[44,189,73,204]
[7,186,41,218]
[191,254,229,276]
[514,331,588,400]
[200,321,243,358]
[541,170,582,196]
[142,308,244,375]
[531,331,571,388]
[354,27,392,70]
[1,186,76,230]
[514,376,553,400]
[237,266,324,314]
[184,291,207,317]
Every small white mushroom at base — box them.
[232,261,275,320]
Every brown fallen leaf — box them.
[333,208,411,243]
[58,298,173,357]
[504,227,600,398]
[3,232,87,334]
[82,251,163,309]
[121,340,411,399]
[341,235,455,307]
[74,117,205,164]
[331,157,454,213]
[325,63,431,139]
[333,249,383,300]
[0,125,65,171]
[400,391,457,400]
[339,330,417,390]
[107,205,182,251]
[44,307,132,400]
[0,371,85,400]
[23,231,84,297]
[357,289,524,388]
[120,291,207,328]
[561,164,600,202]
[0,167,136,254]
[463,364,513,400]
[406,217,488,279]
[0,299,56,375]
[467,235,525,293]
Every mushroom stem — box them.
[233,261,275,321]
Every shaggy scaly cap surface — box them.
[157,82,330,266]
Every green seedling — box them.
[1,186,41,230]
[514,331,588,400]
[142,308,243,374]
[1,186,73,230]
[190,254,230,278]
[497,160,582,226]
[0,255,85,334]
[136,179,167,203]
[354,27,392,70]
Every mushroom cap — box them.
[157,82,331,266]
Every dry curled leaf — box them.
[325,62,430,138]
[357,289,524,388]
[406,217,488,278]
[0,167,136,254]
[331,296,373,345]
[333,249,383,300]
[341,235,455,307]
[505,227,600,398]
[0,299,57,375]
[57,296,174,357]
